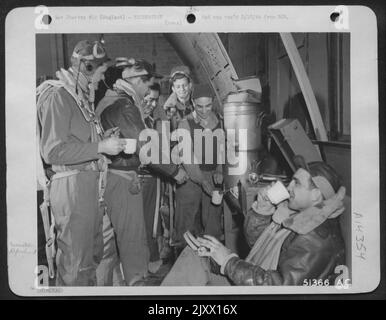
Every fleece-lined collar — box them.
[273,187,346,235]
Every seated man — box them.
[161,158,346,286]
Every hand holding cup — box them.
[98,136,126,155]
[122,138,137,154]
[266,181,290,205]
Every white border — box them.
[5,6,379,296]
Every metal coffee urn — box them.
[223,77,264,191]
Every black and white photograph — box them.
[5,6,380,296]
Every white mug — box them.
[211,190,223,205]
[123,138,137,154]
[266,181,290,205]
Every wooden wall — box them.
[265,33,351,194]
[266,33,350,141]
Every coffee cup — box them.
[211,190,223,205]
[266,181,290,205]
[123,138,137,154]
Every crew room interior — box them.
[36,32,351,286]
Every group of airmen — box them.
[37,38,347,287]
[37,39,224,286]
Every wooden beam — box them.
[280,33,328,141]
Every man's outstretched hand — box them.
[196,235,232,266]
